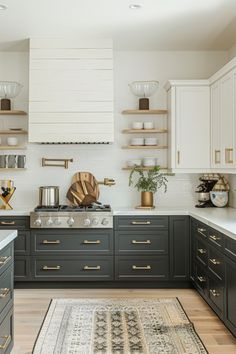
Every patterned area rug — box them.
[33,298,208,354]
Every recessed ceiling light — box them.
[129,4,141,10]
[0,4,7,10]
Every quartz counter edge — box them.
[0,229,17,251]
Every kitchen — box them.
[0,0,236,353]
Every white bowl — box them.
[143,122,154,129]
[132,122,143,130]
[143,157,157,167]
[7,137,18,146]
[144,138,158,146]
[130,138,144,146]
[210,191,228,207]
[127,159,142,167]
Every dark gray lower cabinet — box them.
[225,256,236,336]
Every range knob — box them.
[101,218,109,226]
[92,217,99,226]
[54,218,61,226]
[34,218,42,227]
[67,217,75,226]
[46,218,53,226]
[83,218,91,226]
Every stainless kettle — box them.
[39,186,59,207]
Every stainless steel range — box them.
[30,204,113,228]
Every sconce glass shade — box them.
[0,81,23,99]
[129,81,159,98]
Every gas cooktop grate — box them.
[34,204,111,212]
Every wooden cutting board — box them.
[66,180,98,206]
[71,172,100,201]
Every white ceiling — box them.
[0,0,236,51]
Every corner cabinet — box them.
[165,81,210,172]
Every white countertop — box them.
[0,230,17,251]
[0,210,31,216]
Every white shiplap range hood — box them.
[29,38,114,144]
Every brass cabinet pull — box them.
[83,265,101,270]
[42,265,61,270]
[132,240,151,244]
[197,228,207,237]
[0,288,10,298]
[132,265,151,270]
[131,221,151,225]
[0,221,15,225]
[197,248,207,254]
[197,276,206,283]
[177,150,180,164]
[214,150,221,164]
[0,335,11,350]
[210,289,220,297]
[83,240,101,244]
[0,256,11,267]
[209,235,221,242]
[209,258,221,265]
[225,148,233,164]
[42,240,60,244]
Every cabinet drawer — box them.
[209,277,224,316]
[0,245,13,277]
[0,264,13,318]
[0,216,29,230]
[224,237,236,263]
[0,307,13,354]
[115,256,169,281]
[194,263,208,296]
[115,231,168,255]
[208,247,225,280]
[14,231,30,255]
[32,256,113,281]
[14,257,31,281]
[114,216,168,230]
[208,228,224,249]
[31,230,113,255]
[195,238,208,266]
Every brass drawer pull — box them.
[132,265,151,270]
[0,256,11,267]
[42,265,61,270]
[132,240,151,244]
[0,288,10,298]
[0,221,15,225]
[83,240,101,244]
[197,276,206,283]
[197,248,207,255]
[197,228,207,236]
[209,235,221,242]
[209,258,221,265]
[83,265,101,270]
[131,221,151,225]
[0,335,11,350]
[42,240,60,244]
[210,289,220,297]
[214,150,221,164]
[225,148,233,164]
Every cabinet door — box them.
[225,256,236,336]
[170,216,190,281]
[220,70,235,168]
[175,86,210,169]
[211,81,221,167]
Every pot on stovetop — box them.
[39,186,59,207]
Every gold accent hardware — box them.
[42,240,60,244]
[0,221,15,225]
[197,248,207,254]
[83,265,101,270]
[0,256,11,267]
[132,265,151,270]
[42,265,61,270]
[42,158,73,169]
[209,235,221,242]
[83,240,101,244]
[210,289,220,297]
[131,221,151,225]
[97,178,116,187]
[209,258,221,265]
[197,228,207,237]
[197,276,206,283]
[225,148,233,164]
[0,288,10,298]
[214,150,221,164]
[0,335,11,350]
[177,151,180,164]
[132,240,151,244]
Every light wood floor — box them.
[12,288,236,354]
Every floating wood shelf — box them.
[0,168,26,171]
[122,145,168,150]
[122,109,168,115]
[0,130,28,135]
[0,145,27,150]
[122,129,167,134]
[0,110,27,115]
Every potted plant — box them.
[129,166,168,208]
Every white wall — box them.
[0,49,229,210]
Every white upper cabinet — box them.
[165,81,210,171]
[29,38,114,143]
